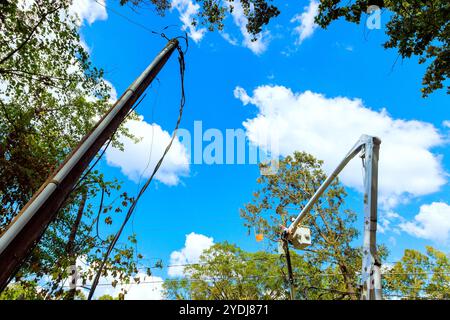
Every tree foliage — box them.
[120,0,280,36]
[163,242,363,300]
[315,0,449,97]
[167,243,450,300]
[0,282,44,300]
[0,0,140,299]
[384,246,450,299]
[0,0,124,222]
[164,242,292,300]
[240,152,369,299]
[164,153,388,300]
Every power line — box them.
[65,276,448,301]
[93,0,178,38]
[70,274,286,288]
[76,258,450,282]
[133,256,450,274]
[130,81,161,264]
[136,81,160,190]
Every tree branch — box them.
[0,4,62,66]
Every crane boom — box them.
[283,135,382,300]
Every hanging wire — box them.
[93,0,183,41]
[87,36,188,300]
[135,80,160,191]
[94,187,106,242]
[131,79,162,264]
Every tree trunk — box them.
[65,189,88,300]
[338,263,357,300]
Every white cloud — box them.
[400,202,450,243]
[443,120,450,129]
[103,79,118,103]
[168,232,214,277]
[91,272,164,300]
[221,32,238,46]
[291,0,319,45]
[18,0,34,10]
[70,0,108,26]
[171,0,206,43]
[172,0,271,53]
[0,80,9,103]
[122,275,164,300]
[227,1,271,55]
[74,257,163,299]
[105,116,190,186]
[234,85,447,208]
[378,210,402,234]
[44,257,163,300]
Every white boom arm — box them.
[284,134,382,300]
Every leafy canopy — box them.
[166,152,388,300]
[384,246,450,299]
[120,0,280,37]
[315,0,449,97]
[240,152,366,298]
[0,0,141,299]
[163,241,358,300]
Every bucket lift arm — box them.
[281,135,382,300]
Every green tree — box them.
[97,294,117,300]
[240,152,366,299]
[120,0,280,38]
[0,0,141,299]
[383,248,429,299]
[0,282,44,300]
[124,0,449,97]
[165,153,387,300]
[163,242,349,300]
[315,0,449,97]
[384,246,450,299]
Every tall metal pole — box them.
[360,137,382,300]
[0,39,179,291]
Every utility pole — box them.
[360,137,382,300]
[0,39,179,292]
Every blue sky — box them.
[70,0,449,297]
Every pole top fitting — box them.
[169,38,179,46]
[373,136,381,145]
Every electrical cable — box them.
[136,80,160,191]
[94,187,105,242]
[93,0,182,40]
[87,36,187,300]
[131,80,160,264]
